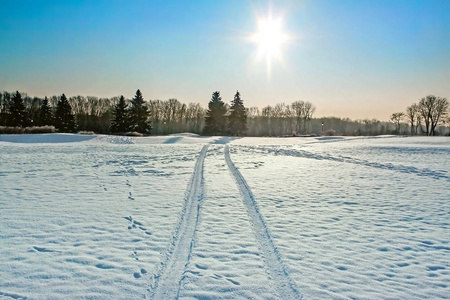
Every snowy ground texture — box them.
[0,133,449,300]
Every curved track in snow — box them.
[148,145,209,300]
[224,145,302,300]
[242,146,449,182]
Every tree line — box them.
[0,90,205,135]
[1,90,449,136]
[390,95,449,136]
[1,89,308,136]
[1,91,76,132]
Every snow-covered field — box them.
[1,133,449,299]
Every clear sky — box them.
[1,0,449,120]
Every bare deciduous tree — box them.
[303,101,316,133]
[290,100,315,135]
[406,104,419,135]
[390,112,404,135]
[418,95,449,136]
[291,100,305,134]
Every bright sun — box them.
[251,16,289,72]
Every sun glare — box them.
[251,16,289,74]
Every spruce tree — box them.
[129,89,151,134]
[228,90,247,136]
[0,92,12,126]
[110,95,130,133]
[9,91,28,127]
[38,96,54,126]
[203,91,227,135]
[55,94,76,132]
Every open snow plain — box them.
[0,134,449,299]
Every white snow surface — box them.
[0,133,449,299]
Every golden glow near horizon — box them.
[251,15,289,76]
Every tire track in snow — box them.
[148,145,209,300]
[224,145,302,300]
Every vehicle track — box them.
[148,145,209,300]
[224,145,302,300]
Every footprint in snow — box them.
[397,262,410,267]
[195,263,208,270]
[226,278,240,285]
[33,246,58,253]
[95,263,115,270]
[124,216,135,229]
[132,250,139,261]
[135,223,151,235]
[427,266,445,271]
[133,268,147,279]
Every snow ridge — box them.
[224,145,302,300]
[148,145,209,300]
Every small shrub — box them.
[124,131,144,137]
[323,129,336,136]
[0,126,55,134]
[0,126,23,134]
[24,126,56,134]
[78,131,95,135]
[2,126,15,134]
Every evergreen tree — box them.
[55,94,76,132]
[203,91,227,135]
[0,92,12,126]
[0,92,11,126]
[9,91,28,127]
[228,90,247,136]
[38,97,54,126]
[129,89,151,134]
[110,95,130,133]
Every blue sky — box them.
[1,0,449,120]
